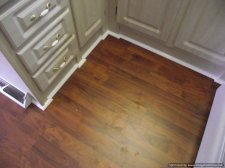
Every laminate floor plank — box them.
[92,37,214,112]
[0,36,218,168]
[59,71,200,161]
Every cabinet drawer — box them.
[33,36,77,92]
[17,9,75,74]
[0,0,68,49]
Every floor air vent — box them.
[0,78,32,108]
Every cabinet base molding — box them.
[33,98,53,111]
[104,30,225,85]
[103,30,121,39]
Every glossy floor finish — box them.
[0,36,218,168]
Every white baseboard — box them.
[105,30,224,84]
[81,33,106,60]
[32,98,53,111]
[215,77,225,85]
[102,31,110,40]
[78,58,86,68]
[104,30,121,39]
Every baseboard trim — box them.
[215,78,225,85]
[105,30,121,39]
[32,98,53,111]
[81,33,106,60]
[106,30,224,84]
[78,58,86,68]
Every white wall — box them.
[195,84,225,164]
[0,51,32,94]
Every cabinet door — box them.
[175,0,225,63]
[70,0,104,47]
[117,0,182,42]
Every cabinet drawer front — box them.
[33,37,77,92]
[17,0,57,29]
[17,9,75,74]
[0,0,68,49]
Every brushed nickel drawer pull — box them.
[53,55,71,71]
[43,33,61,50]
[30,2,51,21]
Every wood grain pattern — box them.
[0,36,218,168]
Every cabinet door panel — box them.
[71,0,104,47]
[117,0,182,42]
[175,0,225,63]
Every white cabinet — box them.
[117,0,182,42]
[175,0,225,64]
[70,0,105,47]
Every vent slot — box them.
[3,85,25,103]
[0,77,32,108]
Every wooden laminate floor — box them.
[0,36,218,168]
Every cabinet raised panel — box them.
[70,0,104,47]
[175,0,225,64]
[117,0,182,42]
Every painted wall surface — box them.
[195,84,225,164]
[0,51,32,94]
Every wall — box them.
[0,51,33,95]
[195,84,225,164]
